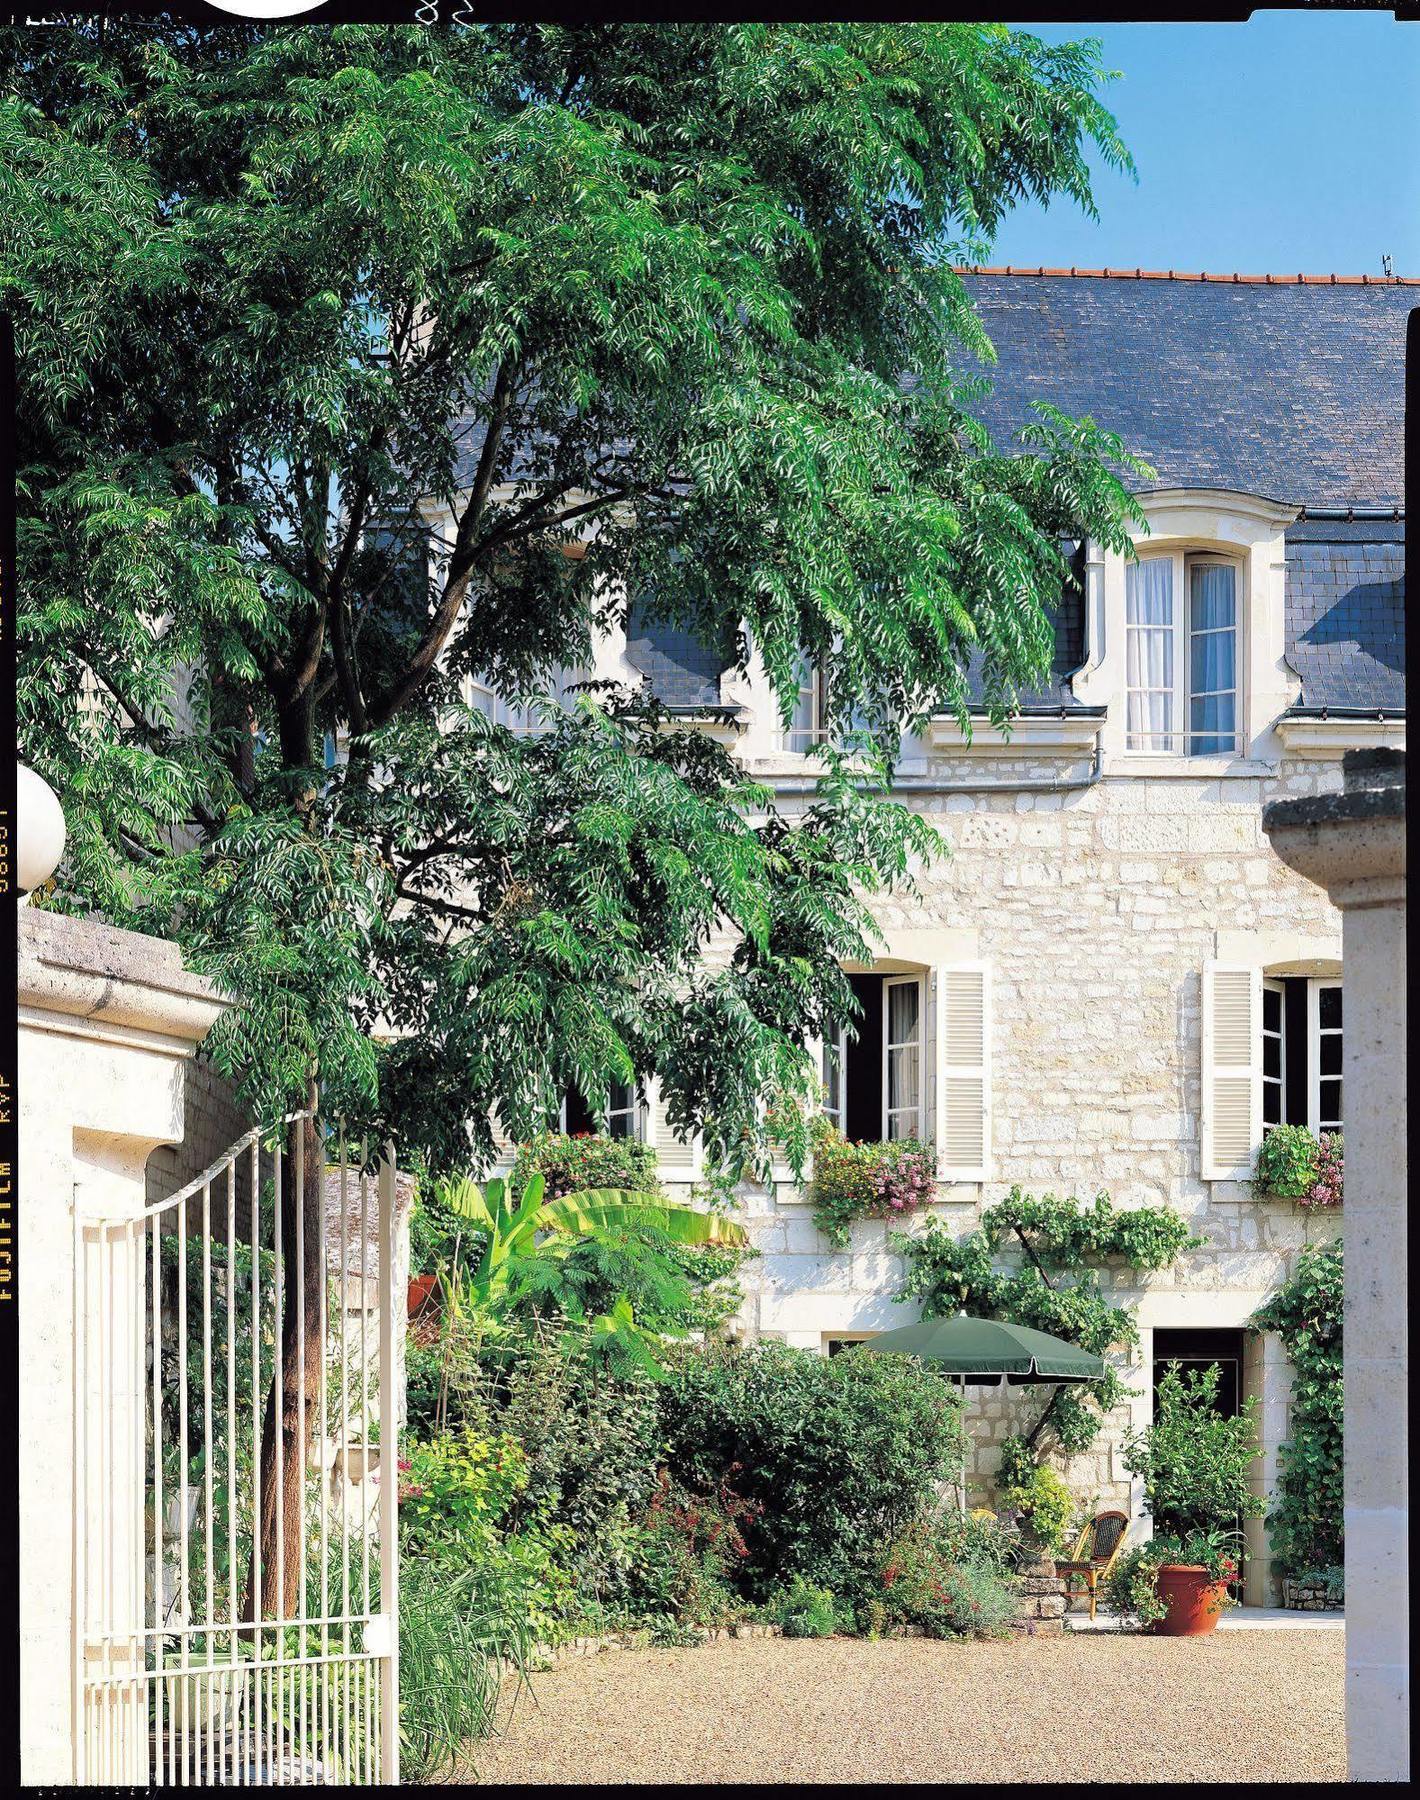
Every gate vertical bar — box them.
[377,1150,399,1784]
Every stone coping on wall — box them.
[18,908,226,1046]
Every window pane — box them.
[887,981,920,1046]
[1126,559,1175,750]
[1263,986,1282,1031]
[1190,629,1235,696]
[1319,1079,1342,1128]
[1319,1033,1342,1077]
[887,1047,920,1131]
[1127,558,1174,627]
[1263,1034,1282,1080]
[1190,563,1236,632]
[1263,1085,1282,1127]
[823,1039,842,1124]
[1319,986,1342,1029]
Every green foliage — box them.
[879,1521,1017,1638]
[1121,1362,1265,1543]
[808,1128,937,1248]
[1252,1240,1344,1578]
[936,1507,1024,1580]
[8,19,1144,1156]
[1253,1125,1319,1199]
[655,1340,964,1606]
[766,1576,843,1639]
[1103,1530,1242,1629]
[619,1469,762,1629]
[1254,1127,1343,1208]
[997,1457,1074,1557]
[894,1187,1201,1459]
[398,1558,535,1783]
[511,1131,662,1202]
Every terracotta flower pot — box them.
[1150,1564,1230,1636]
[407,1272,440,1319]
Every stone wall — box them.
[716,751,1351,1599]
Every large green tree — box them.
[6,16,1144,1621]
[5,19,1142,1166]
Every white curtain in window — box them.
[886,981,921,1138]
[1188,564,1237,754]
[1126,558,1174,748]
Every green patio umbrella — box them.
[863,1312,1105,1506]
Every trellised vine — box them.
[893,1187,1203,1459]
[1251,1238,1343,1582]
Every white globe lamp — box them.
[16,763,66,897]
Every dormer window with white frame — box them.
[1125,552,1241,756]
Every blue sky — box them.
[986,13,1419,276]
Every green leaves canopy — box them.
[5,20,1145,1165]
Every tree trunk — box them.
[241,1107,324,1624]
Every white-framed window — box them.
[783,654,831,753]
[560,1080,645,1141]
[1206,964,1343,1179]
[882,975,925,1141]
[1309,980,1343,1134]
[1262,978,1285,1130]
[466,667,582,733]
[1126,553,1241,756]
[821,1023,848,1132]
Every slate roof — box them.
[1283,520,1405,713]
[960,269,1412,509]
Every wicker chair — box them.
[1057,1510,1130,1621]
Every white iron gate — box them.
[74,1114,400,1783]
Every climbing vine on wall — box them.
[893,1188,1203,1459]
[1251,1238,1344,1581]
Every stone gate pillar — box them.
[1264,748,1407,1783]
[17,911,223,1782]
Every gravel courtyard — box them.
[462,1629,1345,1785]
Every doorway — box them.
[1152,1327,1246,1417]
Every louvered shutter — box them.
[645,1077,703,1184]
[935,963,992,1181]
[488,1109,518,1174]
[1201,963,1262,1179]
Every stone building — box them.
[466,269,1407,1603]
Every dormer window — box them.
[1126,553,1240,756]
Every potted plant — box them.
[1112,1362,1265,1635]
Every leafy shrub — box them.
[1121,1361,1266,1542]
[810,1127,937,1247]
[619,1469,761,1627]
[397,1427,529,1559]
[1254,1125,1342,1206]
[937,1507,1023,1579]
[657,1341,963,1606]
[998,1461,1074,1557]
[511,1131,662,1202]
[767,1576,842,1638]
[408,1178,470,1275]
[1253,1240,1344,1578]
[1103,1530,1241,1629]
[879,1521,1016,1638]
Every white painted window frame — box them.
[881,973,926,1141]
[1261,977,1286,1133]
[1306,978,1344,1135]
[1125,550,1244,758]
[559,1081,647,1142]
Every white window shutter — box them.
[1201,963,1262,1180]
[489,1108,518,1173]
[645,1077,703,1183]
[935,962,992,1182]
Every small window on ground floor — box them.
[561,1079,644,1140]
